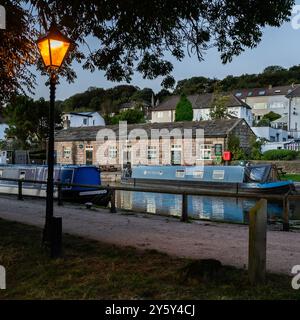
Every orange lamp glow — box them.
[37,23,72,69]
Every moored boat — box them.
[122,164,294,194]
[0,164,111,206]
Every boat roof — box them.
[0,164,98,170]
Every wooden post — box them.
[18,180,23,201]
[248,199,267,285]
[50,216,62,259]
[110,189,117,213]
[181,193,188,222]
[283,196,290,232]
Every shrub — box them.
[262,149,299,161]
[175,94,193,122]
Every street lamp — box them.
[37,23,72,256]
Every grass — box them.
[0,218,299,300]
[282,174,300,182]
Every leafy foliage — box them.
[59,85,155,115]
[209,95,232,120]
[0,1,294,103]
[227,134,246,160]
[3,96,62,149]
[249,137,264,160]
[174,64,300,94]
[175,94,193,122]
[255,111,282,127]
[106,109,145,125]
[262,149,299,161]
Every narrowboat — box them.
[0,165,111,206]
[122,164,294,194]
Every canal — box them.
[116,190,300,224]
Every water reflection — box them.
[116,191,298,224]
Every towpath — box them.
[0,195,299,275]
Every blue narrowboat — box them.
[0,165,111,206]
[123,164,294,194]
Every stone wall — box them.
[251,160,300,174]
[229,120,256,153]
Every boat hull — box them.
[122,178,293,195]
[61,189,111,206]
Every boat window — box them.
[212,170,225,180]
[193,170,204,179]
[176,170,185,178]
[246,167,267,182]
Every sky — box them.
[32,2,300,101]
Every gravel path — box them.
[0,195,299,275]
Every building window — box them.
[199,144,212,160]
[85,145,93,165]
[63,147,71,159]
[157,112,164,118]
[148,146,157,160]
[83,118,88,125]
[171,144,182,165]
[109,146,118,159]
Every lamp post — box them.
[37,23,72,256]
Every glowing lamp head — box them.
[37,23,72,70]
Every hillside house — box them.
[151,93,253,126]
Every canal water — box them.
[116,190,300,224]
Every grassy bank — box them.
[282,174,300,182]
[0,218,298,300]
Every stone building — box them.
[54,119,255,167]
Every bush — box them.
[262,149,299,161]
[175,94,193,122]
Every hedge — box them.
[262,149,299,161]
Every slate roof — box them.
[55,119,246,141]
[233,85,300,99]
[286,86,300,98]
[64,112,97,118]
[152,93,251,111]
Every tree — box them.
[174,77,216,95]
[249,137,265,160]
[175,94,193,122]
[0,1,294,104]
[263,66,286,74]
[107,109,145,125]
[227,134,246,160]
[4,96,62,149]
[256,111,281,127]
[209,95,232,120]
[131,88,154,104]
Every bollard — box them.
[110,189,117,213]
[50,216,62,259]
[248,199,267,285]
[181,193,188,222]
[57,183,63,206]
[282,196,290,232]
[18,180,23,201]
